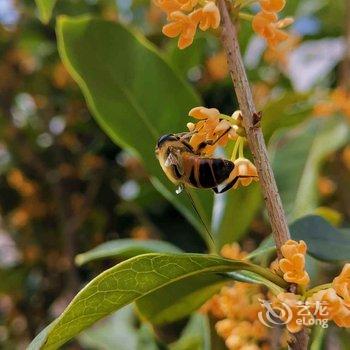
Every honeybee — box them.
[155,131,247,194]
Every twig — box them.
[217,0,309,348]
[218,0,289,256]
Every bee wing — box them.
[165,151,184,175]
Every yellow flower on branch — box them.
[187,106,239,154]
[307,288,341,320]
[162,11,198,49]
[252,11,294,48]
[189,106,221,119]
[177,0,198,12]
[191,2,220,31]
[155,0,220,49]
[333,264,350,307]
[154,0,181,17]
[275,293,307,333]
[221,242,247,260]
[230,158,259,189]
[278,240,310,286]
[314,88,350,120]
[259,0,286,12]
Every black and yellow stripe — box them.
[184,155,234,189]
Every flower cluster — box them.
[308,264,350,327]
[187,106,239,154]
[278,240,310,286]
[155,0,220,49]
[314,88,350,121]
[252,0,294,48]
[263,34,300,67]
[274,264,350,333]
[202,243,289,349]
[203,245,268,349]
[205,239,350,342]
[273,241,350,332]
[186,106,259,189]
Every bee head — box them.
[157,134,177,148]
[155,134,178,158]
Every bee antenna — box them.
[184,188,216,252]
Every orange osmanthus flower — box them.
[230,158,259,189]
[314,88,350,121]
[154,0,181,17]
[155,0,220,49]
[189,106,221,119]
[307,288,341,320]
[187,106,238,154]
[281,239,307,259]
[191,2,220,31]
[275,293,307,333]
[259,0,286,12]
[252,11,294,48]
[264,34,300,67]
[206,51,229,80]
[221,242,247,260]
[333,264,350,307]
[177,0,198,12]
[307,287,350,328]
[162,11,198,49]
[279,240,310,285]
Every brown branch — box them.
[218,0,289,256]
[217,0,309,348]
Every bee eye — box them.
[157,134,176,148]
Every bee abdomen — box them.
[198,162,217,188]
[212,158,234,184]
[185,156,234,189]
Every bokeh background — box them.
[0,0,349,348]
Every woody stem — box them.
[217,0,309,348]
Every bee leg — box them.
[213,177,240,194]
[195,127,231,154]
[213,175,256,194]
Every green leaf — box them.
[35,0,57,23]
[167,36,207,78]
[29,253,285,349]
[79,306,138,350]
[136,268,285,326]
[170,314,211,350]
[291,215,350,262]
[270,117,350,220]
[75,239,182,266]
[136,273,230,325]
[262,92,312,142]
[226,271,283,294]
[215,183,262,248]
[254,215,350,263]
[56,16,214,249]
